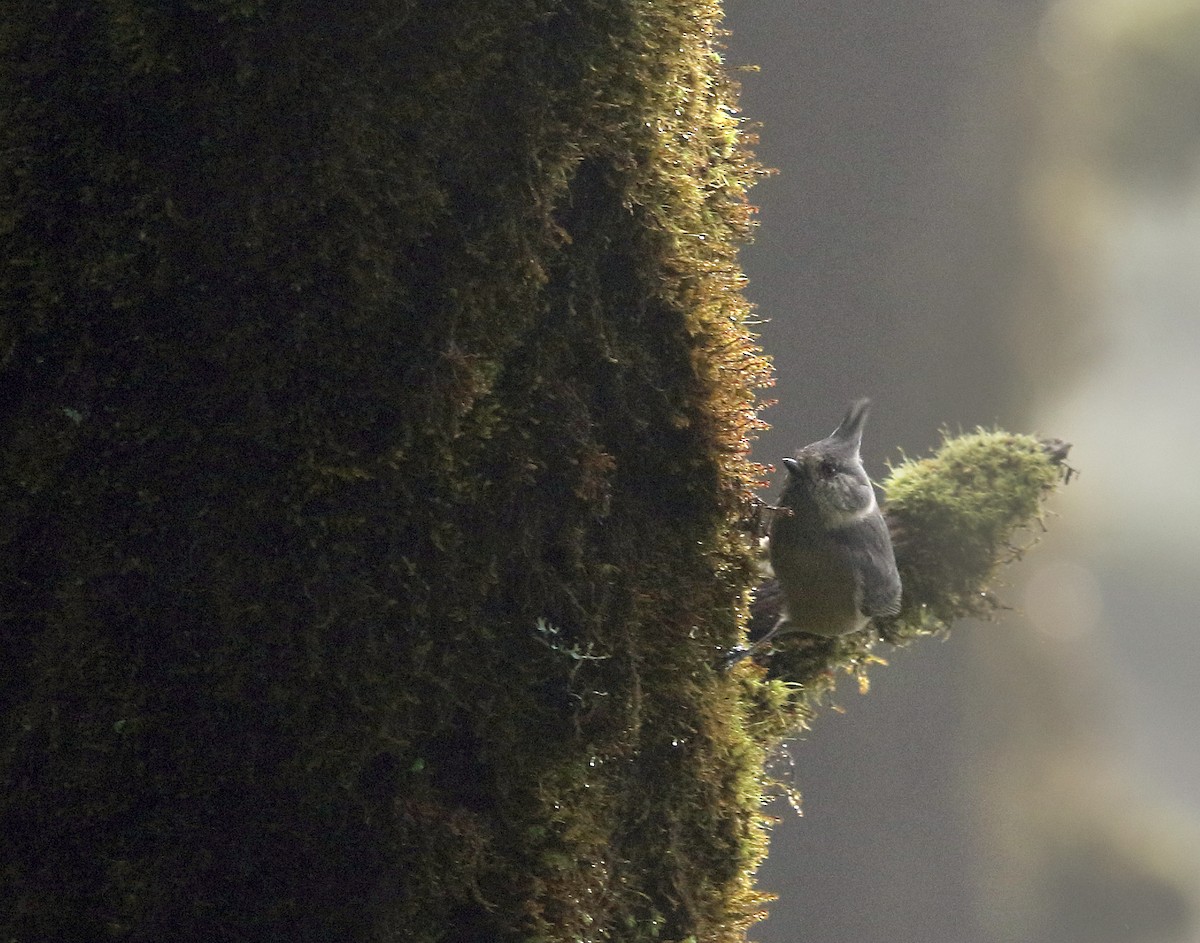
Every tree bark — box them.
[1,2,769,941]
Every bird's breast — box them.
[768,533,864,636]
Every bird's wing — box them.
[838,513,902,618]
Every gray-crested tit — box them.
[727,399,901,665]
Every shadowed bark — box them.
[1,3,770,940]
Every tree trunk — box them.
[1,2,770,940]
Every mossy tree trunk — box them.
[1,2,771,941]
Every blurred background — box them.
[722,1,1200,941]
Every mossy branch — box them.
[740,429,1072,730]
[884,430,1070,637]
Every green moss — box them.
[884,430,1065,635]
[1,1,774,941]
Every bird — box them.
[725,399,901,666]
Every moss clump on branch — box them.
[741,431,1070,731]
[884,431,1068,635]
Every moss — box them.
[1,1,775,941]
[883,430,1066,635]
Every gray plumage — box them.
[725,399,901,666]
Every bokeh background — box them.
[722,1,1200,940]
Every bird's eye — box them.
[818,459,838,479]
